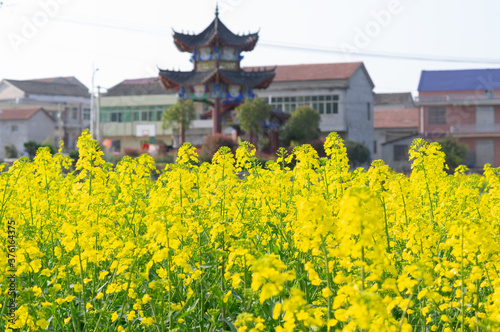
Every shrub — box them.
[345,140,371,168]
[24,141,55,159]
[200,134,237,162]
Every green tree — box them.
[438,136,468,170]
[345,140,371,168]
[162,99,196,146]
[281,106,320,146]
[235,98,271,150]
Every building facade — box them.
[373,92,420,167]
[0,107,55,160]
[252,62,375,155]
[100,62,375,154]
[415,68,500,168]
[0,77,90,150]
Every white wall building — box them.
[250,62,375,155]
[0,77,90,150]
[0,107,55,160]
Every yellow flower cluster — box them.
[1,131,500,331]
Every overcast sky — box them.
[1,0,499,95]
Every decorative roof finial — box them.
[215,2,219,17]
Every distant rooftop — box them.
[0,107,53,121]
[374,92,414,107]
[106,77,176,96]
[374,108,419,129]
[418,68,500,92]
[3,77,89,97]
[244,62,367,83]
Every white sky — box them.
[1,0,500,95]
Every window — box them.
[11,125,18,132]
[110,112,122,122]
[83,108,91,121]
[270,94,339,114]
[394,144,408,161]
[72,107,78,120]
[428,107,446,125]
[101,105,170,123]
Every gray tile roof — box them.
[173,15,258,52]
[5,77,89,97]
[159,68,275,89]
[373,92,414,106]
[105,77,176,96]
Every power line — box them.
[9,10,500,65]
[259,41,500,65]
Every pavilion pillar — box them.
[213,97,221,134]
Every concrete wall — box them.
[382,135,421,173]
[0,119,27,160]
[0,83,24,101]
[255,80,349,134]
[344,67,374,156]
[100,94,178,108]
[374,127,418,161]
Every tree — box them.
[235,98,271,150]
[345,140,371,168]
[281,106,320,146]
[438,136,468,170]
[162,99,196,146]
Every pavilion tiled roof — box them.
[106,77,176,96]
[0,107,53,121]
[374,108,420,129]
[173,13,258,52]
[4,77,89,97]
[159,68,275,90]
[244,62,365,83]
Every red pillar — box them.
[213,97,221,134]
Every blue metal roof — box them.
[418,68,500,92]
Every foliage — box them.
[24,141,55,159]
[345,139,371,168]
[438,135,468,170]
[200,133,237,162]
[235,98,271,147]
[69,151,79,164]
[162,99,196,144]
[281,106,320,146]
[3,143,18,159]
[2,131,500,331]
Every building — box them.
[0,107,55,160]
[415,68,500,168]
[373,92,420,166]
[381,133,421,173]
[0,77,90,150]
[100,62,375,154]
[251,62,375,155]
[99,77,180,152]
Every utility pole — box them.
[90,66,99,139]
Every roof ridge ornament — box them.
[215,2,219,18]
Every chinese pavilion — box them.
[159,6,275,135]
